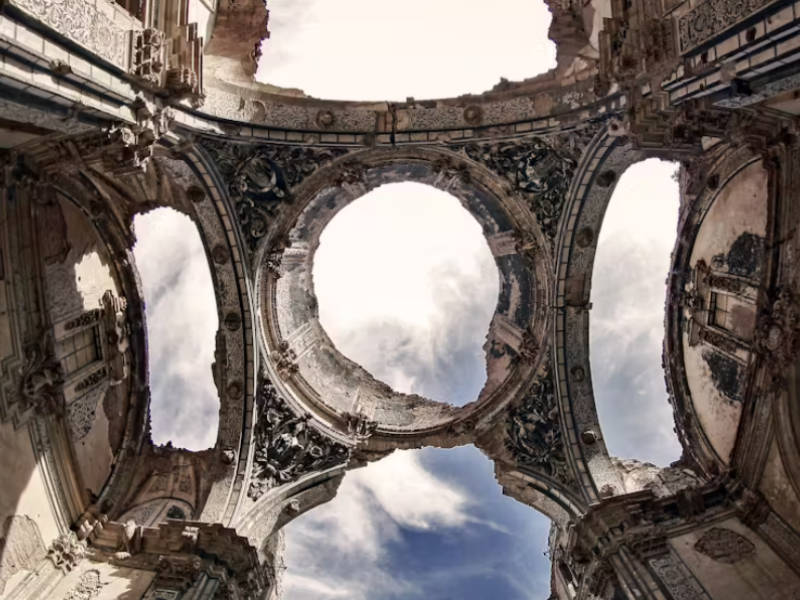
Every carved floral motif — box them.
[457,126,599,242]
[755,287,799,382]
[65,569,103,600]
[12,0,126,66]
[248,379,350,500]
[506,360,575,487]
[47,532,87,572]
[199,140,349,252]
[678,0,774,53]
[694,527,755,563]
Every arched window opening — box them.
[133,208,219,450]
[312,182,499,406]
[282,447,552,600]
[590,159,682,466]
[257,0,556,101]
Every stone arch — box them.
[663,142,768,476]
[27,165,153,519]
[551,128,647,502]
[154,145,263,525]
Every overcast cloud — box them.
[133,209,219,450]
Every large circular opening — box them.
[312,183,499,406]
[265,153,548,436]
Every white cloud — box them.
[257,0,556,101]
[313,183,498,404]
[132,208,219,450]
[284,451,473,600]
[591,159,683,465]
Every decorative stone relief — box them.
[649,555,704,600]
[270,341,299,379]
[47,532,87,572]
[65,569,103,600]
[456,125,600,242]
[198,139,349,252]
[505,360,575,487]
[0,516,46,594]
[18,332,65,417]
[248,378,351,500]
[9,0,127,66]
[153,555,203,591]
[755,286,799,385]
[694,527,755,563]
[343,411,378,440]
[678,0,775,54]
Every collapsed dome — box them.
[261,152,552,438]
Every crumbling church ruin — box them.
[0,0,799,597]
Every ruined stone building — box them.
[2,0,800,597]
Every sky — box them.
[132,209,219,450]
[256,0,557,101]
[130,2,683,598]
[312,183,499,405]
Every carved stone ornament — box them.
[18,332,65,417]
[248,378,351,500]
[316,110,336,129]
[458,125,599,242]
[47,532,87,572]
[130,28,165,85]
[113,520,143,560]
[505,359,575,487]
[68,101,175,176]
[64,309,103,331]
[154,555,204,591]
[518,327,539,363]
[678,0,774,53]
[343,411,378,440]
[271,341,299,379]
[265,250,284,278]
[65,569,103,600]
[198,139,349,252]
[755,287,799,381]
[694,527,755,564]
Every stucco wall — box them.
[760,439,800,531]
[42,196,119,501]
[0,421,61,597]
[682,161,768,464]
[48,561,155,600]
[670,517,800,599]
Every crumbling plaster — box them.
[682,161,768,464]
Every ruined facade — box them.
[0,0,800,598]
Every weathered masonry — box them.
[2,0,800,598]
